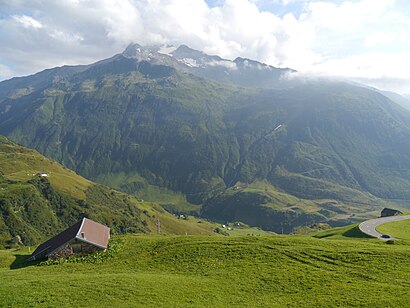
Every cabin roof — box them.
[29,218,110,261]
[382,208,402,213]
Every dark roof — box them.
[29,218,110,261]
[381,208,403,214]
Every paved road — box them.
[359,215,410,240]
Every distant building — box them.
[28,218,110,261]
[381,208,403,217]
[34,172,49,177]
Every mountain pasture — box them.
[376,218,410,240]
[0,234,409,307]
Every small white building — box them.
[34,172,49,177]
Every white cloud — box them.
[0,64,13,80]
[304,0,395,31]
[270,0,306,6]
[50,30,84,43]
[12,15,43,29]
[289,0,410,93]
[0,0,410,93]
[208,60,238,70]
[281,0,306,6]
[364,31,397,48]
[103,0,144,43]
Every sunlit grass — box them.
[376,219,410,240]
[0,234,409,307]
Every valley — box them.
[1,45,410,233]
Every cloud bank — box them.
[1,0,410,93]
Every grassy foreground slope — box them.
[0,235,409,307]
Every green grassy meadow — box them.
[376,219,410,240]
[1,233,409,307]
[312,224,373,240]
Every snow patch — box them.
[158,45,177,56]
[274,124,283,131]
[179,58,199,67]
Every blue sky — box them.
[1,0,410,93]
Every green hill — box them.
[0,136,216,248]
[201,181,378,233]
[312,223,372,239]
[376,219,410,240]
[0,234,409,306]
[1,45,410,230]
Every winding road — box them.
[359,215,410,240]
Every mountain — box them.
[0,44,410,232]
[0,135,214,248]
[380,90,410,111]
[156,44,295,88]
[0,65,88,103]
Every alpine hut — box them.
[381,208,403,218]
[28,218,110,261]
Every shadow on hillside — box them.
[10,254,41,270]
[314,225,373,239]
[342,226,373,238]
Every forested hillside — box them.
[0,136,214,247]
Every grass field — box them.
[376,219,410,240]
[0,234,409,307]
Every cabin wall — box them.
[48,241,102,260]
[49,244,74,260]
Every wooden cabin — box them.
[28,218,110,261]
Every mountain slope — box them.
[122,43,294,88]
[164,44,295,88]
[0,136,214,248]
[380,90,410,111]
[1,44,410,231]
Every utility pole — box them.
[156,218,161,234]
